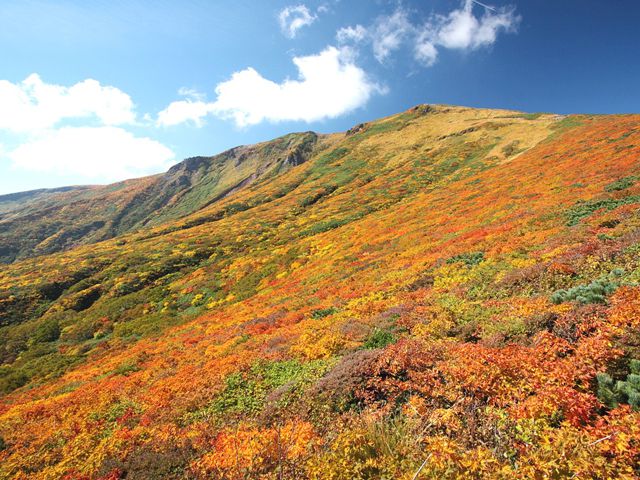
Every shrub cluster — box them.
[551,279,618,305]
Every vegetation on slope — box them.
[0,105,639,478]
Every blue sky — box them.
[1,0,639,194]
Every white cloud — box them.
[0,74,175,182]
[157,99,212,127]
[157,87,212,126]
[435,0,519,50]
[158,46,385,128]
[8,127,174,181]
[371,10,412,63]
[0,74,136,133]
[336,24,367,44]
[278,4,316,39]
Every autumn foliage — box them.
[0,106,640,478]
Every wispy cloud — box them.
[338,0,520,67]
[371,10,413,63]
[158,46,386,128]
[426,0,519,53]
[414,29,439,66]
[336,24,367,44]
[278,4,317,39]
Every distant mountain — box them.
[0,131,319,262]
[0,186,90,215]
[1,105,639,479]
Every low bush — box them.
[28,318,60,345]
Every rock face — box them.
[410,103,434,115]
[346,123,368,136]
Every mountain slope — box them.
[0,105,639,479]
[0,131,319,263]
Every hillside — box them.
[0,104,639,479]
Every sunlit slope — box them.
[1,105,640,478]
[0,132,318,263]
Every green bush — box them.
[446,251,485,266]
[89,399,143,429]
[301,219,347,237]
[224,202,251,215]
[363,328,396,349]
[112,360,141,376]
[300,210,372,238]
[62,285,102,312]
[551,279,618,305]
[299,185,338,208]
[0,368,28,394]
[311,307,338,319]
[597,359,640,410]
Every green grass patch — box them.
[311,307,338,319]
[518,113,543,120]
[363,328,397,349]
[446,251,485,266]
[605,176,638,192]
[184,359,330,421]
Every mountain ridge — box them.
[0,103,564,265]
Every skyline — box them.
[1,0,640,194]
